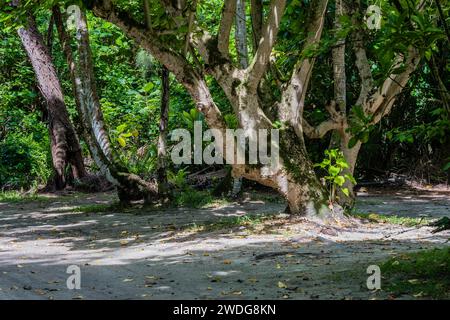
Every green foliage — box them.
[315,149,356,202]
[173,189,214,208]
[182,108,203,130]
[167,168,217,208]
[167,168,189,190]
[346,105,375,148]
[0,133,51,190]
[381,248,450,299]
[387,107,450,145]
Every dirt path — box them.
[0,190,449,300]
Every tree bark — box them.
[231,0,250,196]
[157,66,170,193]
[235,0,248,68]
[53,6,158,203]
[250,0,263,51]
[17,15,87,190]
[331,0,356,206]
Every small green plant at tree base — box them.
[167,168,189,190]
[314,149,356,204]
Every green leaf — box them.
[117,136,126,147]
[328,166,340,176]
[143,82,154,93]
[342,188,349,197]
[443,162,450,172]
[117,124,127,133]
[344,174,357,185]
[334,175,345,186]
[348,137,358,149]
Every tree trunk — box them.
[54,6,157,203]
[331,0,356,207]
[237,125,337,218]
[157,66,170,193]
[231,0,249,197]
[18,15,87,190]
[230,87,334,217]
[338,129,361,205]
[235,0,249,68]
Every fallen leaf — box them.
[223,259,232,265]
[278,281,287,289]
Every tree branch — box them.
[90,0,228,134]
[278,0,329,135]
[247,0,287,92]
[250,0,263,51]
[370,47,420,122]
[302,101,344,139]
[352,27,374,107]
[218,0,237,57]
[184,0,197,55]
[303,118,342,139]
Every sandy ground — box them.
[0,189,449,300]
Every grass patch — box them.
[381,248,450,299]
[0,191,49,203]
[173,189,230,208]
[181,214,278,233]
[72,203,120,213]
[244,191,285,204]
[351,212,430,227]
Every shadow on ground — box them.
[0,190,448,300]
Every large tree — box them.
[86,0,438,217]
[88,0,336,217]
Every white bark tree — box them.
[88,0,429,213]
[303,1,421,206]
[54,6,158,203]
[89,0,340,218]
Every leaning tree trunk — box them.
[53,6,157,203]
[18,15,87,190]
